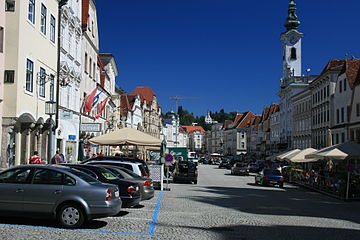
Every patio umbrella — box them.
[88,128,162,146]
[276,149,301,161]
[284,148,319,163]
[305,141,360,160]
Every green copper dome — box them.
[284,0,300,31]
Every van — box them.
[173,160,198,184]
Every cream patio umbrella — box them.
[284,148,319,163]
[305,141,360,160]
[88,128,162,146]
[276,149,301,161]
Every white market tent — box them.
[89,128,162,147]
[284,148,319,163]
[275,149,301,161]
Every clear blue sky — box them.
[97,0,360,116]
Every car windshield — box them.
[67,169,99,185]
[264,169,282,176]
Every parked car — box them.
[255,168,284,188]
[0,165,121,228]
[231,162,249,176]
[62,164,141,207]
[173,160,198,184]
[99,165,154,201]
[248,163,261,173]
[218,159,230,169]
[83,156,150,178]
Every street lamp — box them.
[45,100,56,163]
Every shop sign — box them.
[80,123,101,132]
[68,135,76,140]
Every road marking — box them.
[148,190,163,235]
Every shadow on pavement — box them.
[191,186,360,224]
[155,222,360,240]
[0,215,107,229]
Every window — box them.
[341,133,345,143]
[0,168,31,184]
[84,53,88,73]
[357,103,360,117]
[50,15,55,43]
[64,175,76,186]
[339,80,342,93]
[344,79,347,91]
[33,169,63,185]
[39,67,46,97]
[40,4,47,35]
[49,74,55,101]
[5,0,15,11]
[26,59,34,92]
[290,47,297,60]
[4,70,15,83]
[341,108,344,122]
[327,109,329,122]
[28,0,35,24]
[0,27,4,53]
[327,85,330,97]
[93,62,96,79]
[336,109,339,124]
[89,58,92,78]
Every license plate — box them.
[115,190,119,198]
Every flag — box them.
[95,97,109,119]
[92,89,103,108]
[83,87,98,113]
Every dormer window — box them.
[290,47,297,60]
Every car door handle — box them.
[16,189,24,193]
[54,190,62,195]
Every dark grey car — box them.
[0,165,122,228]
[100,165,155,201]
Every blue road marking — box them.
[148,190,163,235]
[0,190,164,236]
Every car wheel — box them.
[57,203,85,229]
[193,180,197,184]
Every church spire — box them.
[284,0,300,32]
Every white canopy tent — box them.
[305,142,360,160]
[284,148,319,163]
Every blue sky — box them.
[97,0,360,116]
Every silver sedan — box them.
[0,165,122,228]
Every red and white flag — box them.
[95,97,109,119]
[83,87,98,113]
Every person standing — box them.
[51,151,62,164]
[29,151,41,164]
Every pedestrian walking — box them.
[29,151,41,164]
[51,151,62,164]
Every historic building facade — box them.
[0,0,5,167]
[2,0,60,166]
[57,0,82,162]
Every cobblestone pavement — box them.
[1,165,360,239]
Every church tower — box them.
[281,0,303,83]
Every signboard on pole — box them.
[80,123,101,132]
[164,153,174,163]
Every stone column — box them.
[14,131,21,166]
[25,129,31,164]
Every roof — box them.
[250,115,262,127]
[181,126,205,134]
[81,0,90,30]
[236,112,255,129]
[223,120,234,129]
[339,59,360,89]
[131,87,156,104]
[320,59,346,75]
[233,113,244,126]
[120,94,136,115]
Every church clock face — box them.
[287,35,299,45]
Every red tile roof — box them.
[339,59,360,89]
[223,120,234,129]
[233,113,244,126]
[236,112,255,128]
[131,87,156,104]
[120,94,136,115]
[98,55,106,87]
[181,126,205,134]
[269,103,280,114]
[321,59,346,75]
